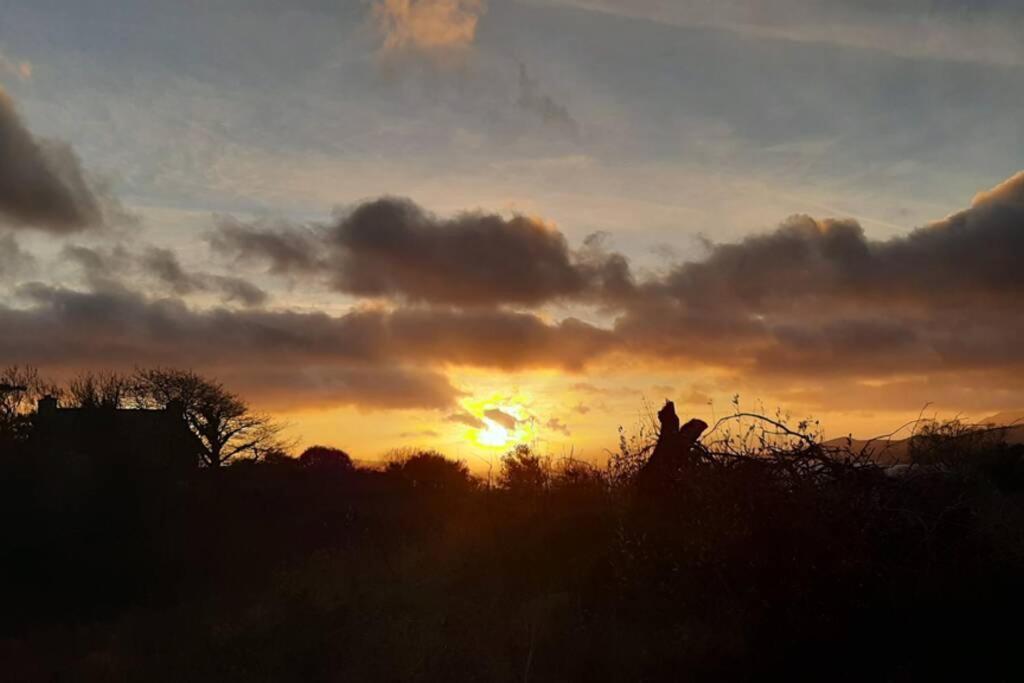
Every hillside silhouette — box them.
[3,367,1024,681]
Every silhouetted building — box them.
[31,397,201,471]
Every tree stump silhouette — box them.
[636,401,707,494]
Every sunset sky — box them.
[1,0,1022,466]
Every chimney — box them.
[37,395,58,416]
[165,399,185,420]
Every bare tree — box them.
[0,365,60,442]
[134,368,284,467]
[66,371,134,409]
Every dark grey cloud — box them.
[200,170,1024,387]
[142,247,269,306]
[484,408,518,430]
[0,284,614,409]
[60,244,132,291]
[21,159,1024,412]
[332,197,594,306]
[212,197,634,307]
[215,366,461,412]
[209,276,270,307]
[0,89,108,232]
[142,247,205,295]
[63,243,268,308]
[210,216,325,277]
[614,170,1024,379]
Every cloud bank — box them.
[615,170,1024,380]
[0,284,613,409]
[201,170,1024,397]
[4,73,1022,420]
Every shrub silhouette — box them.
[3,386,1024,681]
[384,448,474,493]
[299,445,353,472]
[498,444,550,494]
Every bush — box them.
[298,445,353,472]
[498,444,550,494]
[384,448,474,493]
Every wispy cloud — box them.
[517,63,579,138]
[544,0,1024,67]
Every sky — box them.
[1,0,1022,466]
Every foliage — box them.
[384,448,474,493]
[298,445,354,472]
[498,444,550,494]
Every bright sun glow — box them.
[475,421,511,448]
[460,393,538,450]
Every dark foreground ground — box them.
[3,434,1024,682]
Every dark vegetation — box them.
[3,367,1024,681]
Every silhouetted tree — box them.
[299,445,353,472]
[0,365,59,444]
[550,456,605,494]
[133,368,283,467]
[499,444,550,494]
[385,449,474,493]
[66,371,134,409]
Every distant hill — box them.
[825,409,1024,465]
[979,411,1024,428]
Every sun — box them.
[459,394,538,450]
[475,420,511,448]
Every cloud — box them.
[331,197,591,306]
[0,51,32,82]
[446,409,486,429]
[142,247,206,295]
[216,366,461,412]
[0,88,111,232]
[153,170,1024,396]
[548,0,1024,67]
[372,0,486,56]
[213,197,634,307]
[210,215,324,277]
[972,170,1024,208]
[19,285,610,371]
[613,170,1024,381]
[142,247,269,306]
[400,429,442,438]
[517,63,579,137]
[21,166,1024,414]
[60,244,132,291]
[0,284,614,409]
[0,232,36,282]
[484,408,518,430]
[65,243,269,307]
[570,382,606,394]
[545,417,571,436]
[208,276,269,308]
